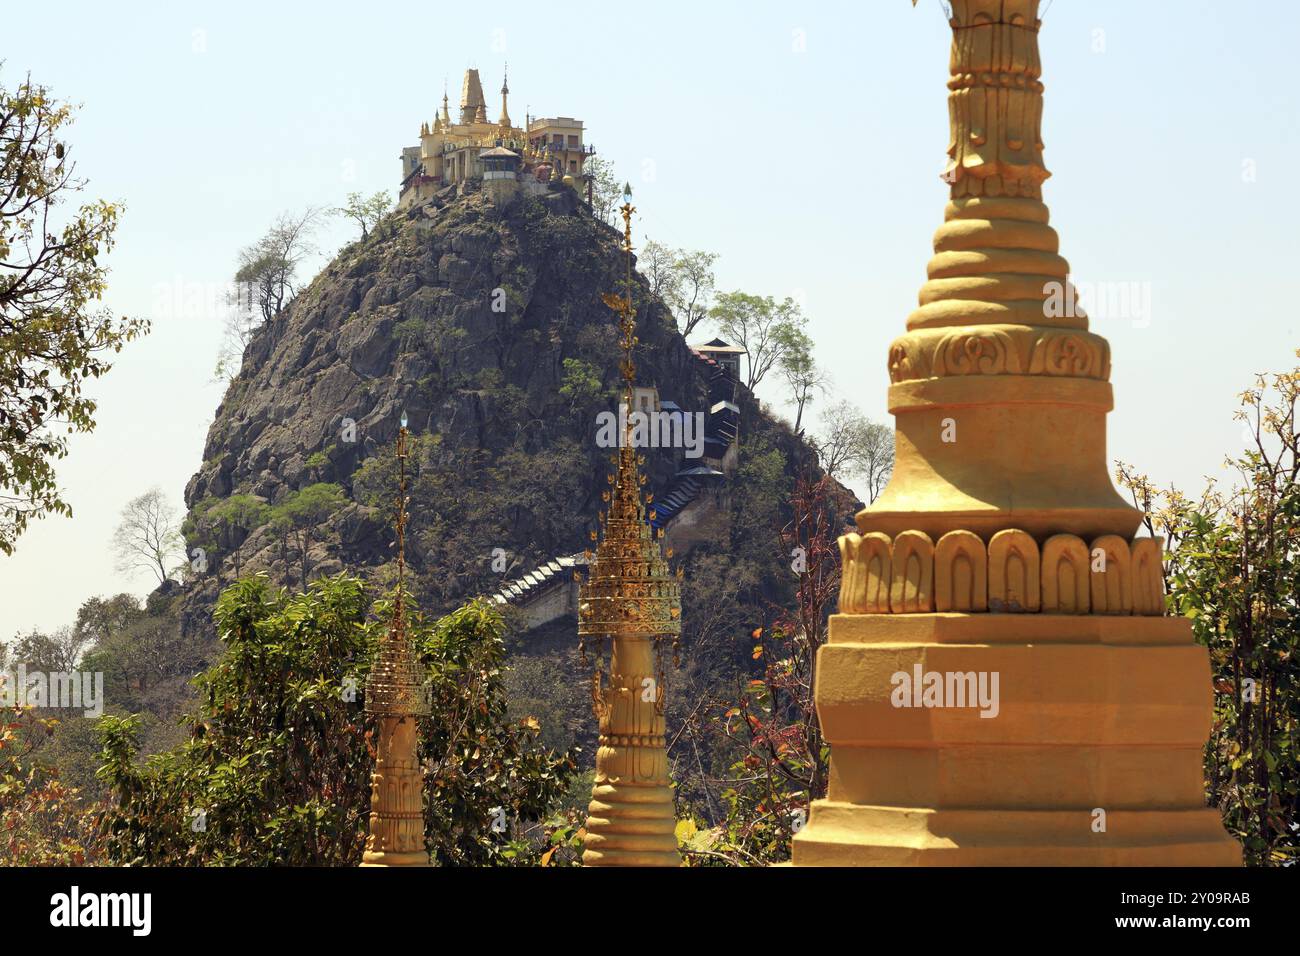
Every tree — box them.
[666,249,718,339]
[111,488,185,585]
[184,494,270,579]
[8,625,88,674]
[97,576,579,866]
[0,74,149,555]
[212,307,260,384]
[637,241,719,340]
[678,471,849,866]
[211,494,270,577]
[779,326,824,434]
[584,155,621,226]
[815,400,894,502]
[231,208,321,327]
[1116,350,1300,866]
[638,238,682,303]
[73,593,144,648]
[709,291,805,393]
[334,190,391,239]
[1,700,106,864]
[77,604,198,709]
[275,482,346,587]
[558,357,605,414]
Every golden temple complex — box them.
[398,67,592,208]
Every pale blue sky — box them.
[2,1,1297,638]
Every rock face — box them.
[178,185,822,639]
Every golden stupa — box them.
[361,414,432,867]
[790,0,1240,866]
[577,187,683,866]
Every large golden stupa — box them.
[791,0,1241,866]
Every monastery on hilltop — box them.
[398,67,593,208]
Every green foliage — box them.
[183,493,270,578]
[1116,352,1300,866]
[267,483,346,586]
[417,600,580,864]
[334,190,391,239]
[708,291,805,393]
[0,704,107,865]
[393,315,428,350]
[558,357,605,412]
[0,74,149,555]
[583,155,622,226]
[96,575,578,866]
[97,575,373,865]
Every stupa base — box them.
[790,612,1241,867]
[792,803,1240,866]
[360,849,431,867]
[582,781,680,867]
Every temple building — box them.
[398,67,593,208]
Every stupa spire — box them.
[460,68,487,124]
[866,0,1134,542]
[577,186,683,867]
[498,63,511,128]
[361,412,431,867]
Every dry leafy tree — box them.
[779,326,824,435]
[0,72,149,555]
[334,190,391,239]
[667,249,718,339]
[7,624,89,674]
[709,291,806,393]
[637,238,719,339]
[638,238,681,303]
[814,399,894,502]
[584,155,622,226]
[111,487,185,585]
[678,470,848,865]
[214,208,321,381]
[1116,349,1300,866]
[232,208,321,326]
[0,701,107,865]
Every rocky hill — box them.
[171,181,849,759]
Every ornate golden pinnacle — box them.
[577,193,681,642]
[366,416,431,717]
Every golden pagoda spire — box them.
[498,63,511,128]
[577,186,683,867]
[361,411,431,867]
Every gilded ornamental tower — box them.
[577,188,684,867]
[361,414,432,867]
[791,0,1240,866]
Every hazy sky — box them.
[2,0,1297,639]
